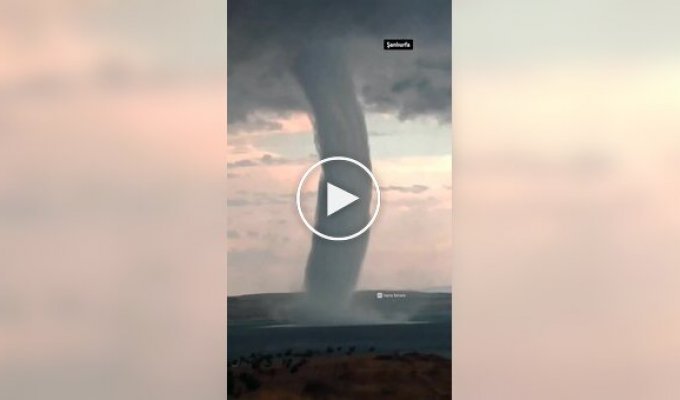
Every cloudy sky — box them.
[227,0,452,295]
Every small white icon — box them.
[326,182,359,216]
[376,292,383,299]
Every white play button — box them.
[326,183,359,216]
[296,156,381,241]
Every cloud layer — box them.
[227,0,451,132]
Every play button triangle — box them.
[326,182,359,216]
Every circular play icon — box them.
[296,156,381,241]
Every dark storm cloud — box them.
[227,0,451,132]
[361,72,451,121]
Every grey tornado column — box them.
[292,41,373,321]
